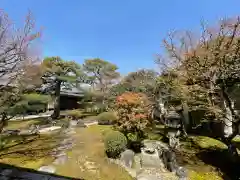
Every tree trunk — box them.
[51,81,61,119]
[182,103,190,129]
[219,89,239,159]
[220,86,235,139]
[179,117,188,137]
[0,113,7,133]
[179,103,189,137]
[223,99,233,138]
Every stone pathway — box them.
[10,113,51,121]
[39,126,62,134]
[38,120,98,175]
[0,117,100,179]
[0,122,79,179]
[110,157,178,180]
[109,139,181,180]
[0,120,181,180]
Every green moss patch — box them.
[55,125,133,180]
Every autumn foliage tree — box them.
[114,92,152,140]
[158,17,240,158]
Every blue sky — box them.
[1,0,240,74]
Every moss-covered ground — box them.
[0,118,69,169]
[2,117,240,180]
[147,125,240,180]
[55,125,133,180]
[0,118,133,180]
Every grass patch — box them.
[146,131,164,141]
[177,135,240,180]
[189,170,222,180]
[55,125,133,180]
[6,119,37,130]
[0,131,64,170]
[0,117,67,170]
[146,125,238,180]
[6,117,70,130]
[190,136,227,149]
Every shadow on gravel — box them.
[0,162,85,180]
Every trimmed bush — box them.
[65,109,83,120]
[97,111,117,125]
[104,131,127,158]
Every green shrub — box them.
[126,132,143,153]
[65,109,83,120]
[87,104,107,114]
[97,111,117,125]
[104,131,127,158]
[0,135,7,149]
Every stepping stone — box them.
[120,149,135,168]
[84,161,96,170]
[85,121,98,127]
[61,138,73,144]
[137,173,162,180]
[38,165,56,174]
[64,128,76,135]
[53,155,68,165]
[55,152,66,157]
[56,142,74,151]
[2,130,20,135]
[39,126,61,134]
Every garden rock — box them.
[85,121,98,127]
[61,138,73,145]
[19,129,34,136]
[2,130,20,135]
[84,161,97,171]
[176,166,188,180]
[76,120,87,128]
[161,149,178,172]
[62,127,76,135]
[67,128,76,135]
[120,149,135,168]
[137,173,162,180]
[39,126,61,134]
[134,155,142,171]
[109,158,137,178]
[140,147,164,168]
[57,142,73,151]
[143,140,168,151]
[55,151,66,157]
[98,119,112,125]
[53,155,68,165]
[137,168,178,180]
[69,120,78,127]
[38,165,56,173]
